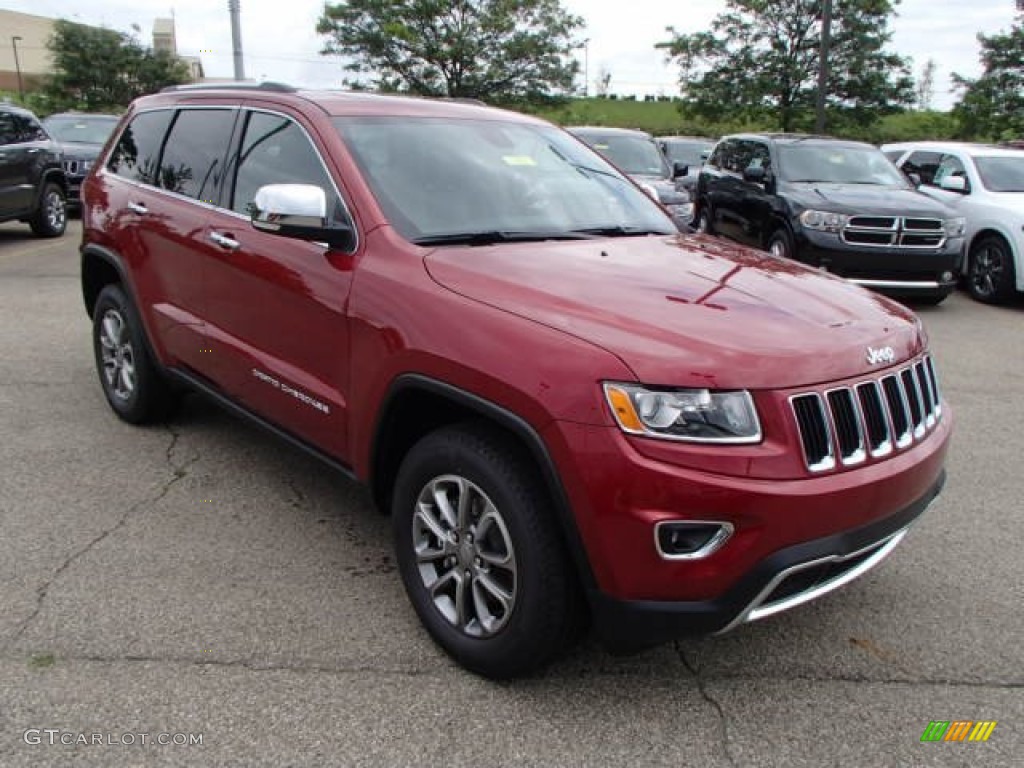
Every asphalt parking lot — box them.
[1,219,1022,767]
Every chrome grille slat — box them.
[840,216,947,250]
[791,355,942,472]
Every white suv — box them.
[883,142,1024,304]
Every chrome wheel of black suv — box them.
[968,235,1016,304]
[29,183,67,237]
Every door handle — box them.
[127,202,148,215]
[208,232,240,251]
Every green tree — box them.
[657,0,914,133]
[953,13,1023,141]
[317,0,584,104]
[43,19,190,113]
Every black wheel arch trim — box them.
[372,373,599,591]
[80,243,136,318]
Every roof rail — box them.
[159,81,297,94]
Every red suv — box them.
[80,84,951,678]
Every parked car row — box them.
[0,103,119,238]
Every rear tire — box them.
[967,234,1017,304]
[392,423,583,678]
[29,182,67,237]
[92,284,177,424]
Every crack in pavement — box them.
[3,425,200,652]
[676,642,739,768]
[3,651,446,679]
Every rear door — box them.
[101,106,238,372]
[0,111,46,215]
[199,107,357,459]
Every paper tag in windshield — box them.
[502,155,536,166]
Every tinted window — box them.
[743,140,771,172]
[576,133,668,177]
[0,112,16,145]
[108,110,175,185]
[0,112,46,144]
[712,139,753,174]
[903,151,943,185]
[662,140,713,167]
[230,111,339,217]
[158,109,236,201]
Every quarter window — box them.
[229,111,340,218]
[107,110,175,185]
[157,109,236,202]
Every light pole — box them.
[584,39,590,98]
[815,0,832,134]
[11,36,24,102]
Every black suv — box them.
[695,134,965,303]
[0,104,67,237]
[42,112,119,209]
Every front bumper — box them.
[795,229,963,294]
[588,472,942,651]
[543,394,951,652]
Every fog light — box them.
[654,521,733,560]
[941,271,953,282]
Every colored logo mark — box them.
[921,721,997,742]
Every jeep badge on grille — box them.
[867,346,896,365]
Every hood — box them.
[56,141,104,160]
[782,182,955,217]
[424,234,923,390]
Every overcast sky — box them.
[4,0,1018,110]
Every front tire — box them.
[92,284,176,424]
[29,182,67,237]
[392,423,582,678]
[968,235,1017,304]
[696,203,715,235]
[767,228,794,261]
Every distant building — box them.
[0,10,203,95]
[0,10,55,93]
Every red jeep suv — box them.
[80,84,951,678]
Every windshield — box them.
[42,115,119,145]
[335,118,675,243]
[663,140,713,168]
[576,133,670,177]
[974,156,1024,192]
[778,144,910,186]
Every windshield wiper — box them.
[571,225,671,237]
[412,230,597,246]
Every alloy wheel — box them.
[412,474,517,638]
[98,309,136,401]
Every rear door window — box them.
[157,109,237,202]
[107,110,176,186]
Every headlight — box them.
[799,209,849,232]
[603,383,761,443]
[943,217,966,237]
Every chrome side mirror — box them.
[250,184,355,250]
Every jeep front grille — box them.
[791,355,942,472]
[841,217,945,249]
